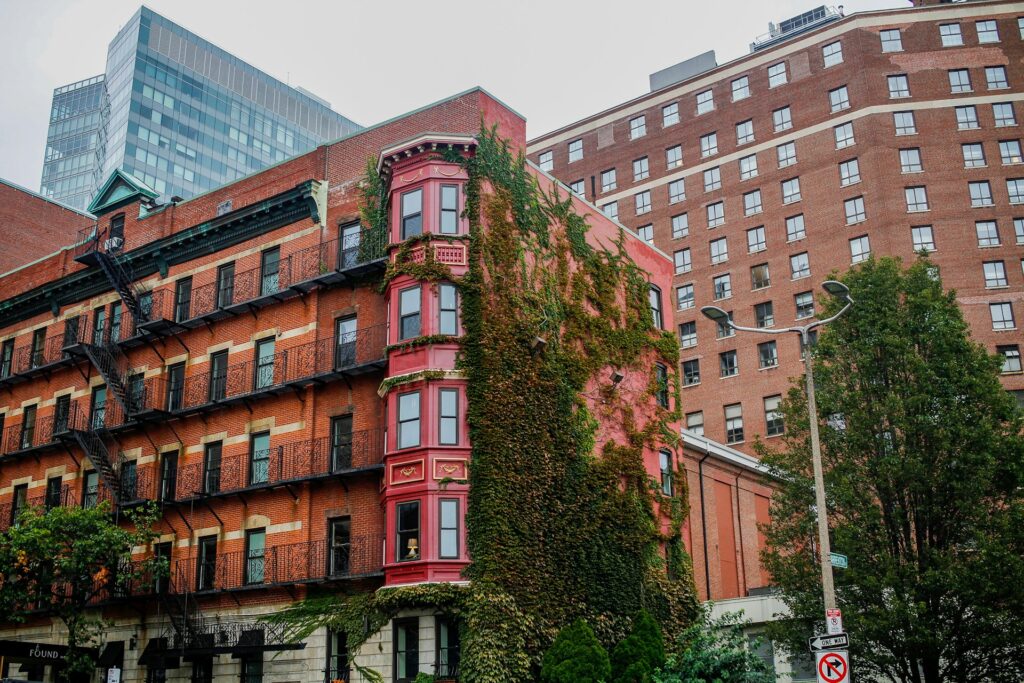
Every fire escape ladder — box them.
[93,248,148,327]
[161,565,204,651]
[81,342,132,416]
[68,427,120,500]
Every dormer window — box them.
[401,189,423,239]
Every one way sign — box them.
[809,633,850,651]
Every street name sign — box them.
[829,552,848,569]
[816,650,850,683]
[809,633,850,651]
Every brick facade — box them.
[0,179,94,276]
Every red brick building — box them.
[529,0,1024,453]
[0,88,721,681]
[0,178,95,276]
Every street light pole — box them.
[702,280,852,613]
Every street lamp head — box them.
[700,306,731,323]
[821,280,851,302]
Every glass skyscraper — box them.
[40,7,360,210]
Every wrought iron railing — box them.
[0,484,74,533]
[173,429,384,500]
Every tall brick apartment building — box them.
[529,0,1024,451]
[0,88,768,681]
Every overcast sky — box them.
[0,0,904,192]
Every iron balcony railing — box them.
[172,429,384,501]
[142,230,387,330]
[0,484,74,533]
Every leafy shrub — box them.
[541,619,611,683]
[611,610,666,682]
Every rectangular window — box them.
[209,350,228,402]
[777,142,797,167]
[439,388,459,445]
[739,154,759,180]
[986,66,1009,89]
[92,307,106,346]
[109,302,122,344]
[649,285,663,330]
[999,345,1022,373]
[912,226,936,252]
[758,340,779,369]
[600,169,617,193]
[329,517,351,575]
[241,655,263,683]
[245,528,266,584]
[957,105,980,130]
[1000,140,1023,164]
[655,363,670,407]
[1016,218,1024,244]
[748,226,767,253]
[394,618,420,682]
[744,190,763,216]
[635,226,656,247]
[751,262,770,289]
[696,90,714,115]
[834,122,855,148]
[396,502,421,562]
[668,179,686,204]
[630,115,647,140]
[333,316,358,369]
[773,106,792,132]
[436,617,461,679]
[715,312,735,339]
[401,189,423,239]
[671,213,689,239]
[977,220,1001,246]
[602,202,618,220]
[440,185,460,234]
[704,167,722,192]
[755,301,775,328]
[659,450,674,496]
[10,483,28,525]
[782,177,801,204]
[399,286,421,340]
[888,74,910,98]
[635,191,651,215]
[254,337,276,389]
[768,62,788,88]
[725,404,744,443]
[663,102,680,127]
[433,284,459,337]
[823,41,843,67]
[970,181,995,207]
[633,156,650,182]
[166,362,184,411]
[215,262,235,308]
[795,291,815,319]
[330,415,353,472]
[984,261,1008,287]
[1008,178,1024,204]
[197,535,217,591]
[990,302,1015,330]
[249,432,270,485]
[90,386,106,430]
[850,235,872,263]
[790,252,810,279]
[905,186,929,212]
[713,274,732,300]
[81,470,98,509]
[732,76,751,101]
[203,441,222,494]
[686,411,704,435]
[439,499,460,559]
[682,359,700,386]
[940,23,963,47]
[679,321,697,348]
[736,119,755,145]
[174,277,192,322]
[568,139,583,162]
[994,102,1017,127]
[895,111,917,135]
[901,148,923,173]
[666,145,682,169]
[676,284,694,310]
[710,237,729,264]
[787,214,806,241]
[700,132,718,158]
[845,196,866,224]
[159,450,178,502]
[880,29,903,52]
[839,158,861,186]
[397,391,421,449]
[45,476,63,510]
[829,86,850,112]
[765,395,785,436]
[949,69,972,93]
[260,247,281,296]
[674,248,692,275]
[707,201,724,228]
[0,339,13,378]
[538,151,553,172]
[20,403,37,449]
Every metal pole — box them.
[802,328,836,610]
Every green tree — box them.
[760,256,1024,683]
[541,619,611,683]
[611,610,666,683]
[0,501,162,678]
[652,608,773,683]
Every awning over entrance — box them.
[0,639,98,665]
[136,638,179,669]
[96,641,124,669]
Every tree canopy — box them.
[760,257,1024,683]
